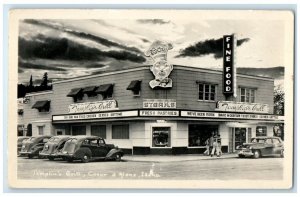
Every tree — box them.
[274,86,284,115]
[41,72,48,87]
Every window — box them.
[240,88,256,103]
[256,126,267,137]
[188,125,218,147]
[91,125,106,139]
[198,83,216,101]
[152,127,171,147]
[127,80,141,96]
[72,125,86,135]
[67,88,84,102]
[32,100,51,112]
[95,84,114,100]
[38,126,44,135]
[112,125,129,139]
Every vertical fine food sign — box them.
[223,35,234,95]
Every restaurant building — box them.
[18,63,284,155]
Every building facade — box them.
[18,65,283,154]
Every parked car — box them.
[58,136,124,163]
[19,135,53,158]
[17,136,30,156]
[236,136,284,159]
[39,135,71,160]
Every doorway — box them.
[234,128,247,149]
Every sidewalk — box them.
[123,153,237,162]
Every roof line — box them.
[51,64,274,84]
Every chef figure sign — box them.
[145,41,173,89]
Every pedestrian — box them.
[196,137,201,146]
[209,133,214,155]
[211,136,218,157]
[216,135,222,157]
[203,138,210,155]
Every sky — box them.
[18,17,286,84]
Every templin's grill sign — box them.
[223,35,234,95]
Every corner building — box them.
[20,65,283,155]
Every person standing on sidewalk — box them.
[211,136,218,157]
[209,133,214,155]
[216,135,222,157]
[203,138,210,155]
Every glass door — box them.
[234,128,247,150]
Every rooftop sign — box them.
[145,41,173,89]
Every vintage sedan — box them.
[19,135,53,158]
[17,136,30,156]
[237,136,284,159]
[58,136,124,163]
[39,135,71,160]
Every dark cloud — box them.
[19,35,146,63]
[176,37,250,59]
[23,19,142,54]
[83,64,107,68]
[137,19,170,25]
[18,68,24,73]
[91,70,106,75]
[141,38,150,43]
[19,60,67,72]
[237,38,250,46]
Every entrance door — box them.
[234,128,247,150]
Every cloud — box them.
[19,59,67,72]
[237,38,250,46]
[19,35,146,63]
[137,19,170,25]
[23,19,142,54]
[176,37,250,59]
[83,63,107,69]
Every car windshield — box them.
[251,138,266,143]
[49,137,60,142]
[29,137,36,141]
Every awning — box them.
[67,88,83,97]
[32,100,50,109]
[82,86,97,94]
[127,80,141,91]
[95,84,114,94]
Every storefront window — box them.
[273,124,284,140]
[72,125,86,135]
[256,126,267,137]
[112,125,129,139]
[91,125,106,139]
[152,127,170,147]
[188,125,218,147]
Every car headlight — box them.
[22,145,25,149]
[249,146,253,150]
[45,144,49,150]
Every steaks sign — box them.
[216,101,269,114]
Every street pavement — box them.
[17,154,283,180]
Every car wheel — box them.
[280,150,284,158]
[48,156,54,161]
[115,153,122,162]
[253,150,261,159]
[81,154,90,163]
[28,154,33,159]
[238,154,245,158]
[67,158,73,163]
